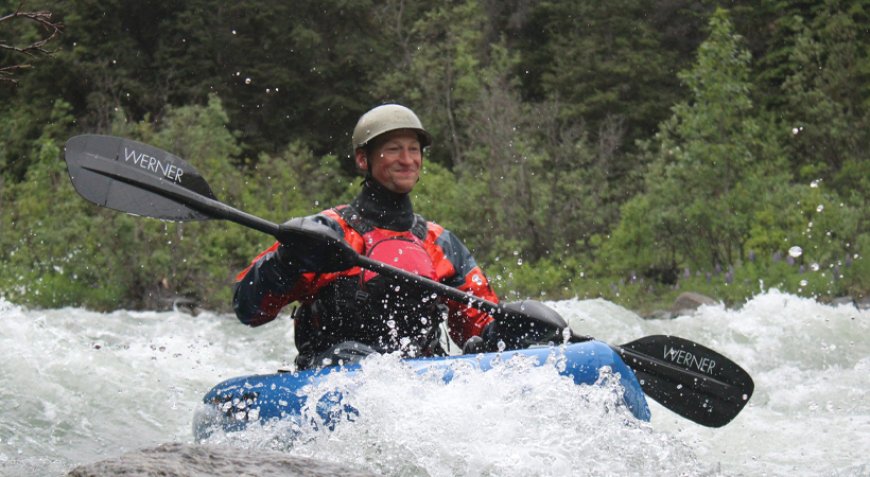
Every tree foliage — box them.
[601,8,865,300]
[1,1,868,310]
[606,10,766,271]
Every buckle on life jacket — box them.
[354,289,370,302]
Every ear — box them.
[354,148,369,173]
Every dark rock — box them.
[644,310,674,320]
[671,292,717,316]
[171,297,201,316]
[68,442,378,477]
[829,296,855,307]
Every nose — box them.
[396,146,416,163]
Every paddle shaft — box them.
[158,176,510,316]
[357,255,505,313]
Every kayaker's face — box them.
[355,129,422,194]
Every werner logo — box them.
[123,147,184,183]
[663,346,716,374]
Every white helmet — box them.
[352,104,433,150]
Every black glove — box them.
[477,301,569,352]
[274,217,358,273]
[462,335,486,354]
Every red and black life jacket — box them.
[293,205,447,367]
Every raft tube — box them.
[193,340,650,440]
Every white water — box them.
[1,290,867,476]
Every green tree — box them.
[372,0,490,169]
[778,0,870,186]
[152,0,387,158]
[605,9,781,275]
[112,95,256,309]
[0,100,127,307]
[517,0,692,158]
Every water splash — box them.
[206,352,699,476]
[1,291,868,476]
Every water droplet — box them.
[788,246,803,258]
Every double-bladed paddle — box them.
[63,134,754,427]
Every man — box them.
[233,104,501,369]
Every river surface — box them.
[0,290,867,476]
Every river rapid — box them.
[0,290,867,476]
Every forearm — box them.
[233,244,302,326]
[233,212,348,326]
[445,265,498,346]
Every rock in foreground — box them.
[68,442,377,477]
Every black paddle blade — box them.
[616,335,754,428]
[64,134,217,220]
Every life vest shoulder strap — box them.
[411,214,428,241]
[334,204,374,235]
[334,204,428,242]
